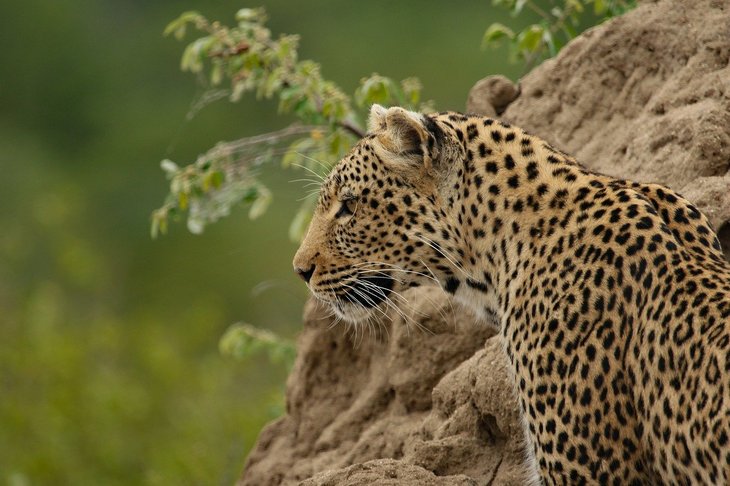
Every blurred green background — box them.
[0,1,527,484]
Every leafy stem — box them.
[154,8,428,239]
[483,0,636,70]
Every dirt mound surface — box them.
[494,0,730,256]
[241,0,730,483]
[241,289,524,485]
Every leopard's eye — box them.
[335,197,357,218]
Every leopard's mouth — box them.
[341,274,394,308]
[315,274,395,323]
[308,273,398,323]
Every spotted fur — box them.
[293,105,730,484]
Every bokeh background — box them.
[0,1,532,484]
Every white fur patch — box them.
[367,103,388,133]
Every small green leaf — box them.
[201,170,223,192]
[210,62,223,85]
[241,186,258,204]
[279,85,301,106]
[231,80,247,102]
[235,8,266,23]
[355,74,397,107]
[513,0,527,15]
[178,191,189,210]
[160,159,179,174]
[210,171,224,188]
[566,0,584,14]
[187,217,204,234]
[151,210,167,239]
[180,36,215,72]
[163,11,203,40]
[482,23,516,49]
[517,25,544,53]
[248,186,271,219]
[593,0,607,15]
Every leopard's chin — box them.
[332,300,378,324]
[326,274,395,324]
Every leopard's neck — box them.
[437,116,607,325]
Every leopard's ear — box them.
[368,105,436,169]
[383,106,430,155]
[367,104,388,133]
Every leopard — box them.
[293,104,730,485]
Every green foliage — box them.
[1,282,283,485]
[153,9,430,240]
[483,0,636,69]
[220,323,297,369]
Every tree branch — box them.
[337,120,365,138]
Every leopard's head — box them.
[293,105,463,323]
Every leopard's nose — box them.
[295,264,316,283]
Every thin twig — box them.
[222,124,322,150]
[337,120,365,138]
[525,1,551,20]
